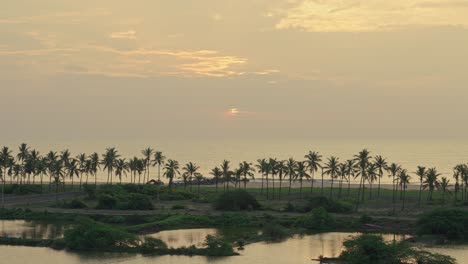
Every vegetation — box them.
[339,234,455,264]
[294,207,335,230]
[213,189,260,211]
[417,209,468,241]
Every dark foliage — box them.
[213,189,260,211]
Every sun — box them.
[230,108,240,115]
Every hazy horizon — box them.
[2,1,468,141]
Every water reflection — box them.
[146,228,218,248]
[0,220,70,239]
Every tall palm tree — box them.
[181,172,190,189]
[36,158,47,191]
[338,162,347,198]
[66,159,79,190]
[269,158,278,199]
[305,151,322,194]
[387,163,401,213]
[345,159,355,196]
[77,153,87,189]
[102,147,119,184]
[17,143,30,185]
[221,160,232,193]
[296,161,310,199]
[115,158,129,184]
[183,162,199,192]
[415,166,426,206]
[28,149,41,184]
[323,156,340,199]
[209,167,222,192]
[285,158,297,196]
[153,151,166,182]
[0,147,13,208]
[398,169,411,210]
[366,163,378,199]
[276,160,287,200]
[256,159,268,195]
[194,173,204,197]
[354,149,371,210]
[136,158,145,185]
[233,167,242,188]
[163,159,180,190]
[89,152,100,186]
[439,177,451,204]
[374,156,387,199]
[141,147,154,183]
[50,160,65,203]
[240,161,254,189]
[45,151,58,190]
[424,167,440,201]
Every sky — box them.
[1,0,468,141]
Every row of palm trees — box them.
[1,144,467,207]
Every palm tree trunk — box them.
[288,176,292,196]
[418,179,422,206]
[321,168,324,196]
[279,176,282,200]
[347,176,351,197]
[299,176,303,199]
[310,171,314,193]
[377,173,382,199]
[329,174,334,199]
[272,173,275,200]
[266,173,269,200]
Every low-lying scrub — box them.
[213,189,260,211]
[294,207,335,230]
[417,209,468,241]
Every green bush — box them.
[307,196,352,213]
[4,184,42,195]
[262,223,288,241]
[213,190,260,211]
[203,235,235,256]
[339,234,455,264]
[171,204,187,210]
[96,195,118,209]
[83,184,96,199]
[294,207,335,230]
[62,199,87,209]
[122,194,154,210]
[64,218,138,250]
[417,209,468,240]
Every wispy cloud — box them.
[274,0,468,32]
[0,9,111,25]
[109,30,137,40]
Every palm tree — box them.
[181,172,190,189]
[387,163,401,213]
[209,167,222,192]
[269,158,278,199]
[285,158,297,196]
[163,159,180,190]
[141,147,154,183]
[398,169,411,210]
[50,160,65,204]
[424,167,440,201]
[439,177,450,204]
[77,153,87,189]
[240,161,254,189]
[221,160,232,193]
[296,161,310,199]
[354,149,371,210]
[415,166,426,206]
[89,153,100,186]
[115,158,129,184]
[45,151,58,190]
[17,143,30,185]
[256,159,268,195]
[66,159,79,190]
[305,151,322,194]
[183,162,199,192]
[323,156,340,199]
[345,159,355,196]
[337,162,347,198]
[36,158,47,191]
[366,163,378,199]
[276,160,287,200]
[194,173,204,197]
[152,151,166,182]
[374,156,387,199]
[28,149,41,184]
[102,147,119,184]
[136,158,145,184]
[0,147,13,208]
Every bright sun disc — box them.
[230,108,239,115]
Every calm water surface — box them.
[0,220,70,239]
[2,229,464,264]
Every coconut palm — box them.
[152,151,166,182]
[183,162,199,192]
[209,167,222,192]
[77,153,87,189]
[28,149,40,184]
[0,147,13,207]
[181,172,190,189]
[345,160,355,196]
[374,156,387,199]
[323,156,340,199]
[415,166,426,206]
[36,158,47,191]
[115,158,129,184]
[387,163,401,213]
[163,159,180,190]
[439,177,451,204]
[354,149,371,210]
[366,163,378,199]
[102,147,119,184]
[221,160,232,192]
[66,159,79,190]
[141,147,154,183]
[45,151,58,190]
[276,160,287,200]
[285,158,297,196]
[136,158,145,185]
[256,159,268,195]
[194,173,204,197]
[398,169,411,210]
[424,167,440,201]
[269,158,278,199]
[49,160,65,203]
[296,161,310,199]
[305,151,322,194]
[89,152,100,186]
[17,143,30,185]
[240,161,254,189]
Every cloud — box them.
[0,9,111,25]
[109,30,137,40]
[274,0,468,32]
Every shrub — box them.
[307,196,352,213]
[96,195,118,209]
[4,184,42,195]
[83,184,96,199]
[213,190,260,211]
[262,224,288,241]
[140,237,168,253]
[122,194,154,210]
[203,235,235,256]
[64,218,138,250]
[171,204,187,210]
[294,207,335,230]
[417,209,468,240]
[62,199,87,209]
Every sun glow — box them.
[230,108,240,115]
